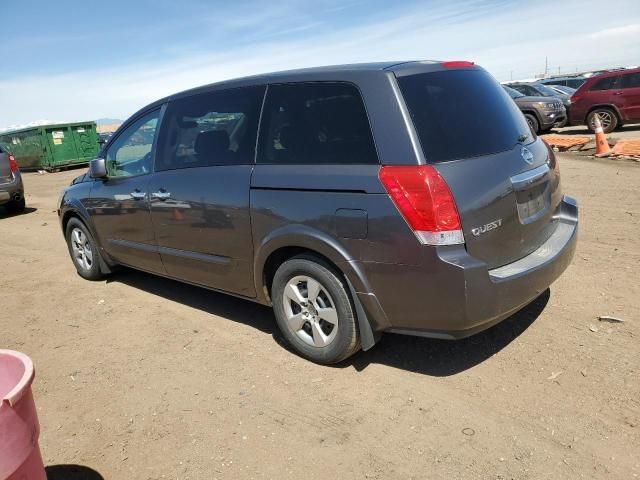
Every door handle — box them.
[130,191,146,199]
[613,92,624,95]
[152,190,171,200]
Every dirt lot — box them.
[1,153,638,479]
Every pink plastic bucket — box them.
[0,350,46,480]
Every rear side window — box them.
[156,86,265,171]
[621,73,640,89]
[398,69,531,163]
[590,76,620,91]
[257,82,378,165]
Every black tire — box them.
[65,217,105,281]
[587,108,618,134]
[5,197,25,214]
[272,255,360,364]
[524,114,540,135]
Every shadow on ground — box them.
[0,206,37,217]
[46,464,104,480]
[111,269,276,335]
[110,268,549,377]
[348,290,549,376]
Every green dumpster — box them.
[0,122,100,171]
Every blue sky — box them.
[1,0,639,126]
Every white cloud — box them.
[589,24,640,38]
[1,0,639,126]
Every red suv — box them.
[570,67,640,133]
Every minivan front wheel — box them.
[272,256,360,364]
[65,218,104,281]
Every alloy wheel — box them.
[592,111,613,130]
[282,275,339,347]
[70,227,93,271]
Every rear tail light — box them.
[379,165,464,246]
[8,154,18,173]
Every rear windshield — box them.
[398,69,532,163]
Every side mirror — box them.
[89,158,107,179]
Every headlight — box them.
[536,102,555,109]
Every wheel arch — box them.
[60,202,115,273]
[521,109,542,125]
[254,225,381,350]
[585,104,622,123]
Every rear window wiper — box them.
[517,133,530,143]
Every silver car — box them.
[0,145,25,213]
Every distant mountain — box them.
[96,118,124,125]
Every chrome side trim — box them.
[108,239,230,265]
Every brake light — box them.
[442,61,475,69]
[379,165,464,245]
[8,154,18,173]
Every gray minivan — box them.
[58,61,578,364]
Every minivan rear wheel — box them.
[272,256,360,364]
[524,114,539,135]
[65,218,104,281]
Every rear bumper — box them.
[362,195,578,339]
[0,174,23,205]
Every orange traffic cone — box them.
[593,114,612,157]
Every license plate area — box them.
[516,182,549,224]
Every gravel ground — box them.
[1,153,638,479]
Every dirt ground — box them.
[1,153,638,479]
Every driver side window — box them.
[106,110,160,177]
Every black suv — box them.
[59,61,578,364]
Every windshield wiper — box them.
[517,133,530,143]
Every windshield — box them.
[533,83,561,97]
[503,85,524,98]
[398,69,532,163]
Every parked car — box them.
[569,67,640,133]
[547,85,577,96]
[539,76,586,89]
[503,85,566,134]
[0,145,25,214]
[98,132,113,147]
[507,82,571,126]
[58,61,578,364]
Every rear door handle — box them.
[613,92,624,95]
[130,190,146,200]
[152,190,171,200]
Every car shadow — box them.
[0,206,37,217]
[110,268,276,335]
[346,289,549,376]
[46,464,104,479]
[109,268,549,377]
